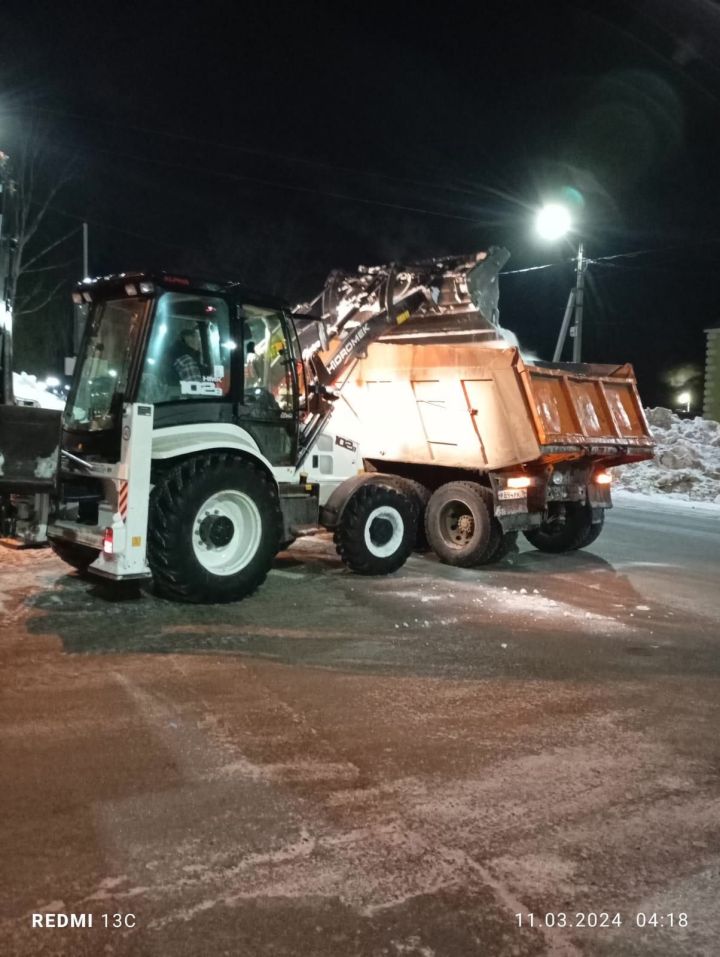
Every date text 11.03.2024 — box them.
[515,913,688,929]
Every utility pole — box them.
[553,242,588,363]
[0,151,17,404]
[82,221,89,278]
[571,241,586,363]
[72,222,89,357]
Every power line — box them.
[39,137,489,225]
[19,105,521,207]
[501,261,567,275]
[502,241,720,277]
[44,204,206,254]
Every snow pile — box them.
[613,407,720,504]
[12,372,65,411]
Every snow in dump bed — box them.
[613,407,720,504]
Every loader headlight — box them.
[594,470,612,485]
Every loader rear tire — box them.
[334,483,418,575]
[49,540,99,572]
[148,454,282,603]
[524,502,603,553]
[425,481,497,567]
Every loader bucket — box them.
[0,405,61,493]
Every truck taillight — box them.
[103,528,114,554]
[594,470,612,485]
[507,476,532,489]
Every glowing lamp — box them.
[535,203,572,241]
[507,476,532,489]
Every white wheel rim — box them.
[363,505,404,558]
[192,490,262,576]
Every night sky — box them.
[3,0,720,407]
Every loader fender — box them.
[320,472,412,529]
[151,424,290,484]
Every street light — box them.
[677,391,691,413]
[535,203,573,241]
[535,202,587,364]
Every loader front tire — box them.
[334,483,418,575]
[524,501,603,553]
[49,540,99,572]
[148,454,282,603]
[425,481,497,567]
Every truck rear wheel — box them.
[425,481,498,567]
[49,540,99,572]
[524,502,603,553]
[334,483,417,575]
[576,508,605,548]
[148,454,282,603]
[487,529,519,563]
[392,478,431,551]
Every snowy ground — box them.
[2,499,719,956]
[613,407,720,505]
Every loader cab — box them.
[63,273,304,465]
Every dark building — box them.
[704,324,720,422]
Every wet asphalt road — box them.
[1,496,719,957]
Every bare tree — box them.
[1,125,78,398]
[7,125,79,318]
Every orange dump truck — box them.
[332,338,654,565]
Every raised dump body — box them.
[341,340,653,473]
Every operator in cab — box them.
[171,322,204,383]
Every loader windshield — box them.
[137,292,233,403]
[64,297,146,431]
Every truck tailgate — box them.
[523,361,653,462]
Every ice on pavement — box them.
[384,580,634,633]
[614,407,720,504]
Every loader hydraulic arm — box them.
[293,246,510,400]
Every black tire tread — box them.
[576,511,605,548]
[425,480,496,567]
[148,453,282,603]
[524,502,603,553]
[390,477,431,551]
[333,483,416,576]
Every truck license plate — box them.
[498,488,527,501]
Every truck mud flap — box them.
[0,406,61,493]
